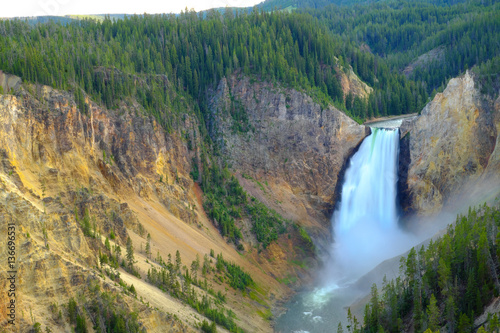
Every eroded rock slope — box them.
[0,72,371,332]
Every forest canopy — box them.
[0,5,433,126]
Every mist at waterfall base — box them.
[275,128,418,333]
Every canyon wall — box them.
[209,74,369,239]
[0,83,201,332]
[399,71,500,217]
[0,71,370,331]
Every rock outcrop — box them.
[403,46,446,78]
[338,66,373,100]
[483,96,500,180]
[209,74,369,235]
[0,70,22,93]
[399,71,499,216]
[0,83,200,224]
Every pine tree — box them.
[413,283,423,332]
[445,295,456,333]
[175,250,182,273]
[458,313,471,333]
[145,233,151,258]
[202,254,210,276]
[369,283,380,328]
[438,257,451,295]
[191,254,200,282]
[126,236,135,270]
[114,244,121,262]
[427,294,440,332]
[489,313,500,333]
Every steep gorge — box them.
[0,71,368,332]
[2,66,498,333]
[0,80,206,332]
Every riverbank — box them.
[364,113,418,128]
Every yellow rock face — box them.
[2,77,356,332]
[338,66,373,100]
[400,71,499,216]
[0,85,205,331]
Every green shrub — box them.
[201,320,217,333]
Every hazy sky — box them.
[2,0,263,18]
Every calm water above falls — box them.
[276,128,415,333]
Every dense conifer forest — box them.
[1,0,499,123]
[300,0,500,94]
[351,203,500,333]
[0,5,429,126]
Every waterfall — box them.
[276,127,417,333]
[323,127,410,285]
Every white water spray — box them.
[321,127,413,286]
[276,127,419,332]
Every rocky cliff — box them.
[399,71,500,216]
[209,74,369,240]
[338,66,373,100]
[0,80,297,332]
[0,83,202,332]
[0,71,371,332]
[0,70,22,94]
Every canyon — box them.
[0,68,499,332]
[0,69,369,332]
